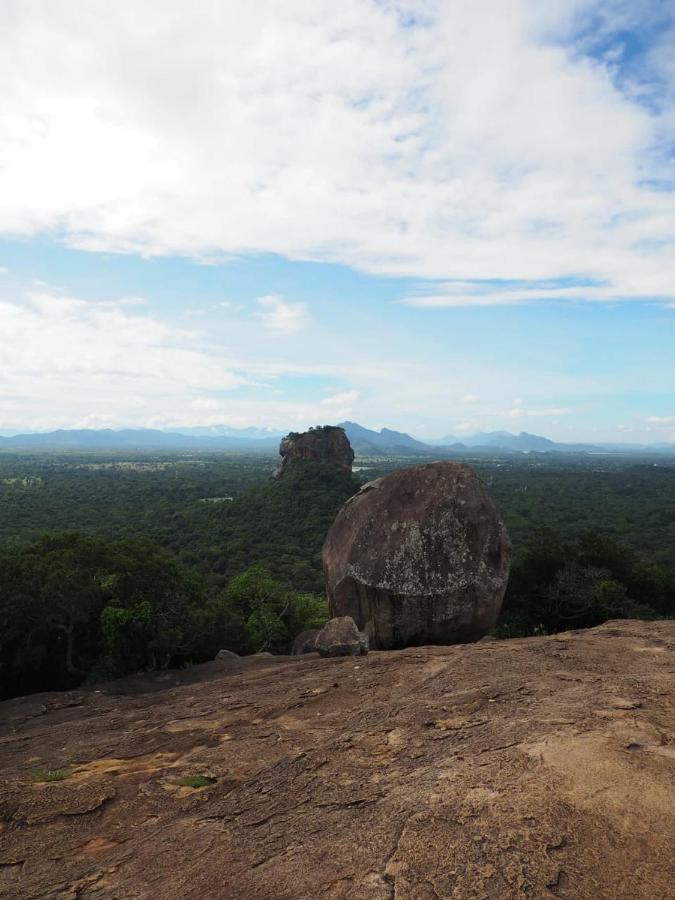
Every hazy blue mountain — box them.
[0,424,672,455]
[0,429,279,451]
[175,425,285,440]
[338,421,432,454]
[463,431,558,451]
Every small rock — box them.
[315,616,368,658]
[291,629,321,656]
[215,650,240,661]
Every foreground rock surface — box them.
[324,461,511,649]
[0,620,673,899]
[315,616,368,657]
[275,425,354,478]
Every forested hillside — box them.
[2,452,674,569]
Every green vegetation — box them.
[0,449,672,700]
[175,775,216,788]
[499,530,672,637]
[285,424,343,441]
[30,767,72,783]
[200,461,360,592]
[1,533,205,697]
[0,530,329,699]
[0,453,358,592]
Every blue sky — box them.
[0,1,674,442]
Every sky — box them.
[0,0,674,442]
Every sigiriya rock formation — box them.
[274,425,355,478]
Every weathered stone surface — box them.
[0,621,673,899]
[291,628,321,655]
[315,616,368,657]
[215,649,240,661]
[323,461,511,649]
[274,425,354,478]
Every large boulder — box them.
[315,616,368,657]
[291,629,321,655]
[323,461,511,649]
[274,426,354,478]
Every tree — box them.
[0,533,209,697]
[0,534,111,688]
[224,565,292,653]
[498,529,668,638]
[96,539,206,676]
[220,566,329,654]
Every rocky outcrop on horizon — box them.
[323,461,511,649]
[274,425,355,478]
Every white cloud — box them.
[114,296,148,307]
[645,415,675,441]
[505,405,574,419]
[461,394,480,404]
[319,388,360,419]
[255,295,309,334]
[0,289,243,431]
[321,389,360,407]
[0,2,674,304]
[401,277,675,308]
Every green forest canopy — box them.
[0,451,673,699]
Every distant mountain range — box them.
[429,430,558,452]
[0,428,280,451]
[336,421,430,455]
[338,423,675,455]
[0,423,673,455]
[173,426,286,440]
[339,423,566,454]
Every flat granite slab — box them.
[1,620,673,899]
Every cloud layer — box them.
[0,2,673,441]
[255,295,309,334]
[0,290,242,431]
[1,1,674,304]
[0,282,607,437]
